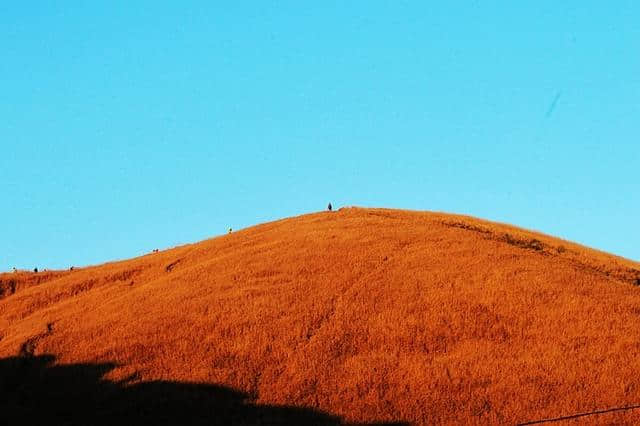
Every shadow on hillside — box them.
[0,355,406,426]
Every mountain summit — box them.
[2,207,640,424]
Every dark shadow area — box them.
[0,355,407,426]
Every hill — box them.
[2,207,640,425]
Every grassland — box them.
[2,207,640,425]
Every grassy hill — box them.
[2,207,640,425]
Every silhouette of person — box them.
[228,228,233,234]
[327,203,332,211]
[33,267,38,273]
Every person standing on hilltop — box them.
[327,203,332,212]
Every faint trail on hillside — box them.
[302,242,404,346]
[440,219,640,287]
[165,259,182,272]
[518,404,640,424]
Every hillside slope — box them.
[2,207,640,425]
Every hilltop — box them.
[2,207,640,425]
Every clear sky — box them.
[2,1,639,269]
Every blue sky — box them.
[2,1,639,269]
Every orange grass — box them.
[2,207,640,424]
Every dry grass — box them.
[2,207,640,424]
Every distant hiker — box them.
[12,267,17,273]
[70,266,75,271]
[327,203,332,212]
[228,228,233,234]
[33,267,38,273]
